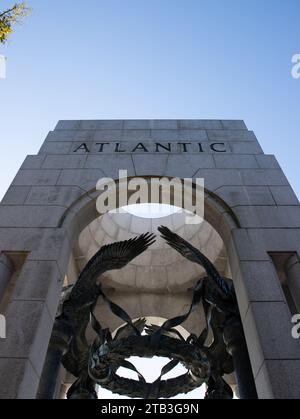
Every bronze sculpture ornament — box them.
[46,227,255,399]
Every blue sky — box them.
[0,0,300,199]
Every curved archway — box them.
[57,178,241,324]
[58,177,241,245]
[57,177,242,332]
[42,177,247,400]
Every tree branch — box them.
[0,8,16,19]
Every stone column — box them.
[37,318,73,399]
[224,318,258,400]
[285,254,300,312]
[0,254,13,303]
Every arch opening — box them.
[43,177,250,400]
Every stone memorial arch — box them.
[0,119,300,399]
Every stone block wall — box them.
[0,120,299,398]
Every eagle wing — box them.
[67,232,156,310]
[158,226,220,279]
[158,226,234,298]
[61,233,156,376]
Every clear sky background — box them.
[0,0,299,199]
[0,0,299,399]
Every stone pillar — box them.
[224,318,258,400]
[0,254,13,303]
[285,254,300,312]
[37,318,73,399]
